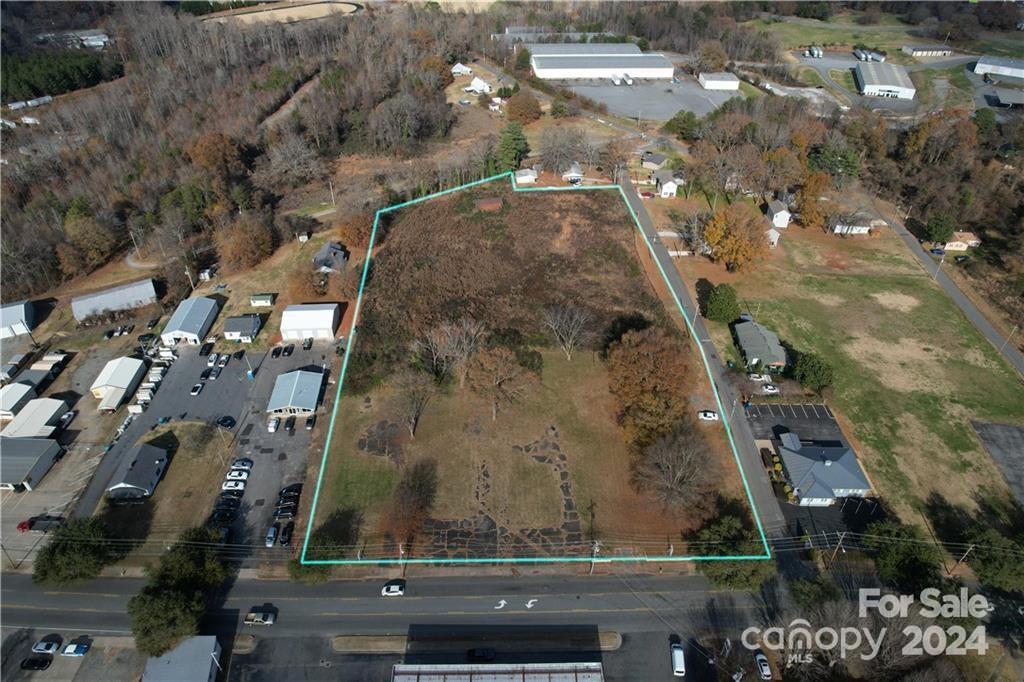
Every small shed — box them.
[106,443,168,501]
[250,293,277,308]
[451,62,473,76]
[514,168,538,184]
[766,228,781,249]
[223,314,263,343]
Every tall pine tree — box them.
[495,123,530,172]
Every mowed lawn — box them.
[692,227,1024,520]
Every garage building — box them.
[106,443,168,501]
[70,278,157,322]
[524,42,640,57]
[160,296,219,346]
[91,357,147,412]
[1,397,68,439]
[0,437,63,491]
[902,45,953,57]
[1,383,36,420]
[0,300,35,339]
[854,62,916,99]
[974,56,1024,80]
[698,72,740,90]
[280,303,339,340]
[531,54,674,80]
[267,370,324,415]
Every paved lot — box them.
[973,422,1024,508]
[0,629,141,682]
[567,78,736,120]
[745,403,840,442]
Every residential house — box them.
[90,357,146,412]
[223,314,263,343]
[451,62,473,76]
[651,169,683,198]
[142,636,221,682]
[765,228,781,249]
[1,398,68,439]
[0,437,63,491]
[777,432,870,506]
[641,151,668,171]
[250,293,276,307]
[561,162,583,184]
[464,76,492,94]
[0,300,35,339]
[765,200,791,229]
[312,241,348,274]
[944,231,981,252]
[0,382,37,421]
[734,321,787,371]
[160,297,219,346]
[267,370,324,415]
[280,304,339,340]
[832,212,885,236]
[71,279,157,322]
[106,443,168,501]
[514,168,538,184]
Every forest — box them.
[1,50,123,103]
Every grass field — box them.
[827,68,857,93]
[910,66,975,109]
[747,17,919,53]
[682,225,1024,522]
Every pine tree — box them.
[495,123,530,172]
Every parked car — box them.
[273,508,295,520]
[217,353,230,368]
[222,480,246,492]
[670,643,685,677]
[284,416,296,432]
[220,489,244,500]
[147,317,161,330]
[200,368,212,381]
[245,609,276,626]
[200,342,215,357]
[280,483,303,496]
[104,329,115,340]
[954,255,969,264]
[31,640,61,655]
[305,414,316,430]
[282,344,294,357]
[58,410,76,430]
[930,248,945,256]
[125,324,135,334]
[210,367,222,381]
[233,349,245,360]
[640,191,656,199]
[761,384,780,395]
[231,457,253,471]
[20,657,52,671]
[279,521,294,547]
[271,346,282,359]
[138,333,155,344]
[207,353,218,368]
[302,337,313,350]
[747,374,769,383]
[190,383,204,396]
[381,579,406,597]
[265,524,279,547]
[61,643,89,657]
[216,416,236,429]
[225,470,249,482]
[698,410,719,421]
[755,651,772,680]
[267,417,281,433]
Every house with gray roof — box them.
[0,437,63,491]
[765,200,791,229]
[313,241,349,274]
[777,432,870,506]
[71,279,157,322]
[651,169,684,198]
[160,297,219,346]
[106,443,168,501]
[641,151,668,170]
[734,320,787,370]
[1,300,35,339]
[223,314,262,343]
[267,370,324,415]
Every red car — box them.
[640,191,656,199]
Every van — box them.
[671,643,686,677]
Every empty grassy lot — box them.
[684,225,1024,522]
[827,68,857,94]
[747,17,920,53]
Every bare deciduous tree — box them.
[412,318,485,385]
[542,305,592,361]
[467,346,535,421]
[395,369,435,438]
[633,420,712,508]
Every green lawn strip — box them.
[738,81,765,99]
[747,18,915,52]
[827,68,857,93]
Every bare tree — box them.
[633,420,712,508]
[395,369,435,438]
[538,125,585,173]
[467,347,536,421]
[412,318,485,385]
[542,305,592,361]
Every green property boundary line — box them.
[300,171,772,565]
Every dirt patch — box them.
[815,294,845,306]
[844,336,951,394]
[871,292,920,312]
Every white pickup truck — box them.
[244,610,275,626]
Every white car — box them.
[58,410,77,430]
[267,417,281,433]
[762,384,780,395]
[381,580,406,597]
[61,643,89,657]
[747,374,770,383]
[755,651,772,680]
[31,640,60,655]
[225,470,249,481]
[207,354,218,368]
[697,410,719,421]
[190,383,204,396]
[222,480,246,492]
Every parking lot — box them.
[745,403,840,442]
[567,77,737,119]
[0,629,142,681]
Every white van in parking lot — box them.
[670,643,686,677]
[267,417,280,433]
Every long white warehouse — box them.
[973,56,1024,80]
[854,62,916,100]
[523,42,641,57]
[531,55,674,80]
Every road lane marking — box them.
[2,604,123,614]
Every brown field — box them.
[202,1,359,26]
[308,181,749,562]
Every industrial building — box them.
[223,314,263,343]
[142,635,221,682]
[161,296,219,346]
[267,370,324,415]
[525,42,673,81]
[70,278,157,322]
[1,383,36,421]
[1,398,68,439]
[698,72,740,90]
[0,300,36,339]
[853,62,916,99]
[993,88,1024,107]
[106,443,168,501]
[902,45,953,57]
[0,437,63,491]
[279,303,339,340]
[90,357,147,412]
[974,56,1024,80]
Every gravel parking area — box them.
[973,422,1024,507]
[565,78,736,119]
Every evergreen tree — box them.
[705,283,740,323]
[495,123,530,171]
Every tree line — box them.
[1,50,123,103]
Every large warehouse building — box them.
[525,42,674,81]
[854,62,916,100]
[974,55,1024,80]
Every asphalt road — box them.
[618,177,788,540]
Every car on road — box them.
[147,317,161,330]
[697,410,719,421]
[761,384,780,395]
[20,657,52,671]
[200,368,212,381]
[747,374,769,383]
[282,344,294,357]
[216,415,236,429]
[190,383,204,396]
[640,191,656,199]
[305,414,316,430]
[267,417,280,433]
[217,353,230,368]
[225,470,249,482]
[31,640,61,655]
[265,524,279,547]
[670,643,685,677]
[381,579,406,597]
[285,416,295,432]
[210,366,222,381]
[58,410,76,431]
[207,353,218,367]
[930,248,945,256]
[61,643,89,657]
[222,480,246,492]
[279,521,294,546]
[231,457,253,471]
[302,337,313,350]
[271,346,282,359]
[755,651,772,680]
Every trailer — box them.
[623,73,634,85]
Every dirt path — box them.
[261,72,321,129]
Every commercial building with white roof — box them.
[160,296,219,345]
[698,72,740,90]
[854,62,916,99]
[526,42,673,80]
[90,357,147,411]
[1,397,68,439]
[70,279,157,321]
[524,42,640,57]
[0,300,35,339]
[142,635,221,682]
[280,303,339,340]
[1,382,37,420]
[973,56,1024,80]
[266,370,324,415]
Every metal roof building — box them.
[0,397,68,439]
[993,88,1024,107]
[854,62,916,99]
[531,54,674,80]
[0,437,63,491]
[267,370,324,415]
[223,314,263,343]
[974,56,1024,80]
[90,357,147,411]
[161,297,219,346]
[142,635,221,682]
[734,321,787,370]
[0,300,36,339]
[902,45,953,57]
[698,72,740,90]
[392,663,603,681]
[524,42,640,57]
[280,303,339,340]
[1,382,37,420]
[313,241,349,273]
[107,443,168,500]
[777,432,870,507]
[70,279,157,321]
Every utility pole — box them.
[128,228,141,258]
[998,325,1018,354]
[827,532,847,569]
[589,541,601,575]
[948,544,975,576]
[328,179,336,207]
[184,267,196,291]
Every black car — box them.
[305,414,316,430]
[271,346,282,359]
[216,416,236,429]
[284,416,295,432]
[200,368,212,381]
[302,337,313,350]
[211,510,237,524]
[214,499,240,511]
[282,344,294,357]
[20,657,52,671]
[199,342,214,357]
[125,324,135,334]
[220,489,244,500]
[233,349,245,360]
[280,483,302,496]
[104,329,115,340]
[138,333,155,344]
[279,521,295,546]
[273,507,296,520]
[209,366,222,381]
[147,317,161,330]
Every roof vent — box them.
[823,459,832,466]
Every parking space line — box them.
[798,405,807,418]
[824,405,835,419]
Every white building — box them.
[854,62,916,100]
[463,76,492,94]
[514,168,538,184]
[160,297,219,346]
[71,279,157,322]
[143,636,222,682]
[91,357,146,412]
[902,45,953,57]
[267,370,324,415]
[1,383,36,421]
[766,228,781,249]
[944,231,981,252]
[765,200,791,229]
[973,56,1024,80]
[0,300,35,340]
[0,437,62,491]
[832,213,885,235]
[451,62,473,76]
[532,54,674,80]
[698,72,740,90]
[651,169,683,198]
[1,398,68,439]
[280,303,339,341]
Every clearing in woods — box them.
[302,174,769,564]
